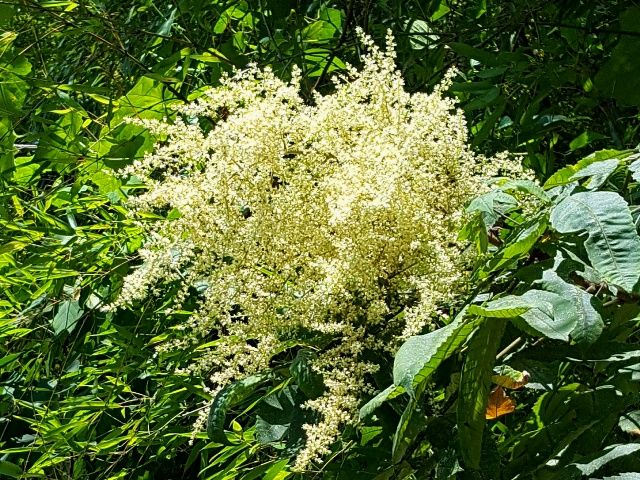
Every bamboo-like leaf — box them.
[550,191,640,292]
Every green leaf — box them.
[255,385,309,451]
[358,385,404,420]
[466,190,517,228]
[289,350,324,399]
[550,191,640,292]
[484,290,576,340]
[457,319,506,470]
[481,217,547,276]
[498,179,551,203]
[544,149,630,189]
[207,373,273,444]
[393,315,478,394]
[468,298,530,318]
[0,461,21,478]
[569,130,607,151]
[406,19,439,50]
[570,444,640,476]
[540,269,603,344]
[51,300,83,335]
[391,398,425,463]
[569,159,620,189]
[630,156,640,182]
[514,290,577,341]
[594,7,640,106]
[0,54,31,117]
[618,411,640,435]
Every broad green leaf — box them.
[550,191,640,292]
[458,319,506,469]
[431,2,450,21]
[481,217,547,276]
[0,54,31,117]
[569,130,608,151]
[393,316,478,393]
[540,270,603,344]
[207,373,273,444]
[570,444,640,476]
[516,290,577,341]
[466,190,517,228]
[406,19,439,50]
[51,300,83,335]
[489,290,576,340]
[570,159,620,189]
[544,150,630,189]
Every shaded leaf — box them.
[51,300,83,335]
[458,319,506,469]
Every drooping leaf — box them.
[481,217,547,276]
[255,385,309,451]
[485,386,516,420]
[468,298,531,318]
[465,190,517,229]
[392,397,426,463]
[550,191,640,292]
[359,384,404,420]
[516,290,577,341]
[393,316,478,394]
[630,156,640,182]
[497,179,551,203]
[457,319,506,469]
[570,444,640,476]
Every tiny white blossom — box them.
[111,29,524,470]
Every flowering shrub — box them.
[111,30,523,469]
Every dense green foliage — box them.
[1,0,639,479]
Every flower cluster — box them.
[111,30,524,469]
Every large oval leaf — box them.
[550,191,640,292]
